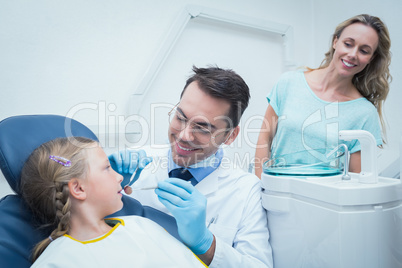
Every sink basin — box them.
[263,149,344,177]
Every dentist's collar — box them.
[168,148,223,171]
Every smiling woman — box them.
[331,23,379,81]
[255,14,392,178]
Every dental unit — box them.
[261,130,402,268]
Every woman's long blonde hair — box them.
[315,14,392,138]
[20,137,97,263]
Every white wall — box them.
[0,0,314,197]
[0,0,312,128]
[1,0,400,197]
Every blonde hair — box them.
[313,14,392,138]
[20,137,97,262]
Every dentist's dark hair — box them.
[181,65,250,128]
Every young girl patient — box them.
[20,137,207,267]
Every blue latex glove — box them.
[108,149,152,174]
[155,178,214,254]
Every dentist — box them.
[110,66,273,267]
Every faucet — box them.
[339,130,378,184]
[326,144,350,180]
[339,144,351,180]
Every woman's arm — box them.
[349,151,361,173]
[254,105,278,179]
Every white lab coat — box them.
[130,148,273,268]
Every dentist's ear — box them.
[223,126,239,146]
[68,178,87,200]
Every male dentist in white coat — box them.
[110,66,273,267]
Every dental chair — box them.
[0,115,179,267]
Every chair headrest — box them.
[0,115,98,194]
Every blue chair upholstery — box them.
[0,115,178,267]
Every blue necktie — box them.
[169,168,198,186]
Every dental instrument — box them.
[126,167,144,188]
[125,168,193,193]
[123,162,152,194]
[207,215,219,228]
[130,186,158,191]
